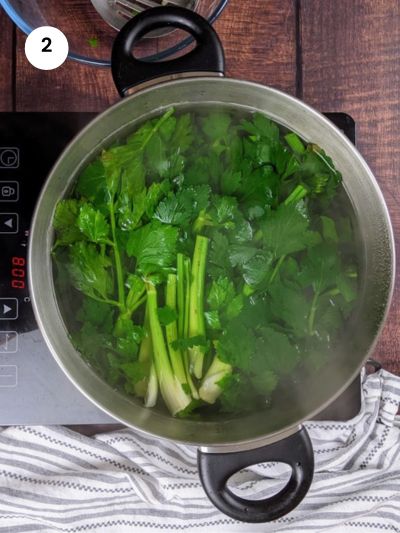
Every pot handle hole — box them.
[197,426,314,523]
[111,6,225,96]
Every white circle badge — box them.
[25,26,69,70]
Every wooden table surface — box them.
[0,0,399,373]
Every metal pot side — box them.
[28,78,395,448]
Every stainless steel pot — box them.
[28,7,395,523]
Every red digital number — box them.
[11,257,26,290]
[12,257,25,267]
[11,268,25,278]
[12,268,25,278]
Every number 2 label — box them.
[25,26,69,70]
[41,37,52,53]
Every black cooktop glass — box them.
[0,111,360,425]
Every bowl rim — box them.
[0,0,229,67]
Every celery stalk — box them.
[199,356,232,404]
[188,235,209,379]
[165,274,188,387]
[146,282,191,416]
[177,255,198,399]
[134,303,154,399]
[144,364,158,408]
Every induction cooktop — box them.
[0,111,359,426]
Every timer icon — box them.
[0,148,19,169]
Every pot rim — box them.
[28,77,396,449]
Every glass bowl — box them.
[0,0,228,67]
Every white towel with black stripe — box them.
[0,368,399,532]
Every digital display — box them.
[11,257,26,289]
[0,230,32,332]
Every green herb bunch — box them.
[52,107,358,416]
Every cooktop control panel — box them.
[0,114,99,335]
[0,112,114,424]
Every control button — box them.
[0,332,18,353]
[0,365,17,387]
[0,213,18,234]
[0,181,19,202]
[0,148,19,169]
[0,298,18,320]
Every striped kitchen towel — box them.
[0,368,399,532]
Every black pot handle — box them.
[198,426,314,523]
[366,358,383,372]
[111,6,225,96]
